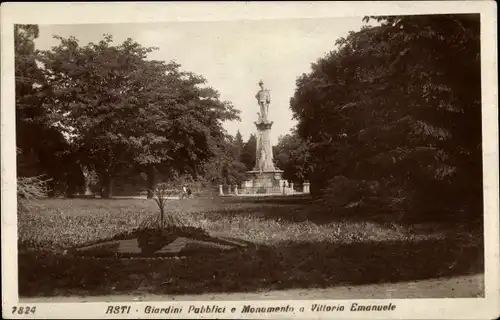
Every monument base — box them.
[241,170,284,195]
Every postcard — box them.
[1,1,498,319]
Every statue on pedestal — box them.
[243,78,283,194]
[255,80,271,122]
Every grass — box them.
[17,195,484,298]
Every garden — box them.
[18,195,484,298]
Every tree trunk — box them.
[146,165,156,199]
[100,174,114,199]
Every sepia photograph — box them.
[2,2,499,319]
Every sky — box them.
[34,17,370,145]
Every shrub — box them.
[149,183,183,228]
[318,176,370,209]
[17,175,50,214]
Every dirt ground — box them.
[21,273,484,302]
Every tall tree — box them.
[200,134,247,186]
[15,24,81,196]
[233,130,244,162]
[38,34,239,198]
[290,14,482,220]
[274,131,312,183]
[241,134,257,171]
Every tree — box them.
[274,131,312,183]
[15,24,82,196]
[241,134,257,170]
[200,133,247,187]
[133,61,240,197]
[290,14,482,221]
[38,34,239,198]
[233,130,244,161]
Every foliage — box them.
[241,134,257,170]
[149,182,183,228]
[233,130,244,161]
[17,175,51,214]
[16,145,50,213]
[200,133,247,186]
[273,130,312,182]
[36,34,239,198]
[290,14,482,221]
[17,176,50,200]
[15,25,80,195]
[317,176,370,209]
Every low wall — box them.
[218,183,310,196]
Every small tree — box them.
[149,182,181,228]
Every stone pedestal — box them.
[243,170,284,194]
[253,120,276,172]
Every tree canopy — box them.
[273,131,311,183]
[241,134,257,171]
[290,14,482,221]
[200,133,247,186]
[17,31,241,197]
[15,24,83,196]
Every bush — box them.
[17,176,50,214]
[318,176,371,209]
[315,176,412,219]
[315,175,468,223]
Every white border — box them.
[1,2,499,319]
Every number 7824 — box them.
[12,306,37,315]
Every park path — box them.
[22,274,483,302]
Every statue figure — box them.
[255,80,271,121]
[258,147,267,174]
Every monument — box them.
[242,80,284,194]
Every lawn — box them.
[17,195,484,298]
